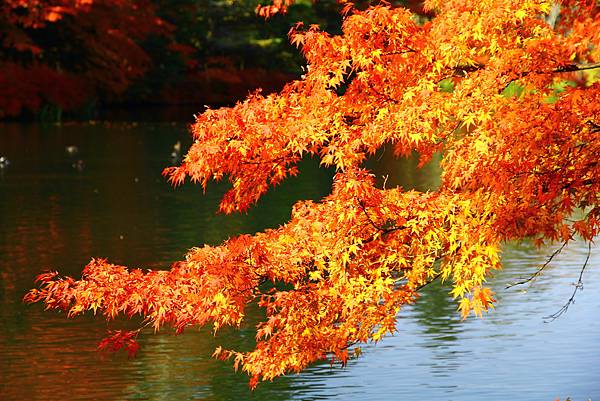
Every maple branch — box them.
[587,120,600,133]
[506,239,568,289]
[368,85,400,104]
[357,199,405,235]
[442,61,600,93]
[451,63,486,77]
[500,62,600,92]
[554,62,600,73]
[358,199,384,232]
[543,241,592,322]
[239,156,290,165]
[341,339,360,350]
[416,272,443,291]
[381,48,417,56]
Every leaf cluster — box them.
[27,0,600,387]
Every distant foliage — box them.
[0,0,171,117]
[0,0,341,118]
[27,0,599,388]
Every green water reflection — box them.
[1,123,598,401]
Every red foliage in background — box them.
[0,62,87,116]
[0,0,171,117]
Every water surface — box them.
[1,123,598,401]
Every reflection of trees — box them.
[0,313,138,401]
[411,281,462,345]
[246,157,335,231]
[365,145,441,191]
[0,123,337,400]
[105,301,302,400]
[406,242,560,344]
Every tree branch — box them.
[416,272,443,291]
[544,241,592,322]
[555,62,600,73]
[500,62,600,92]
[357,199,406,236]
[506,239,568,289]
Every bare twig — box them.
[544,241,592,322]
[506,240,568,289]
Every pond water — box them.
[0,123,598,401]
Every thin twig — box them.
[381,48,417,56]
[357,199,405,235]
[556,62,600,73]
[358,200,385,232]
[506,240,568,288]
[416,272,443,291]
[544,241,592,322]
[368,85,400,104]
[500,62,600,92]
